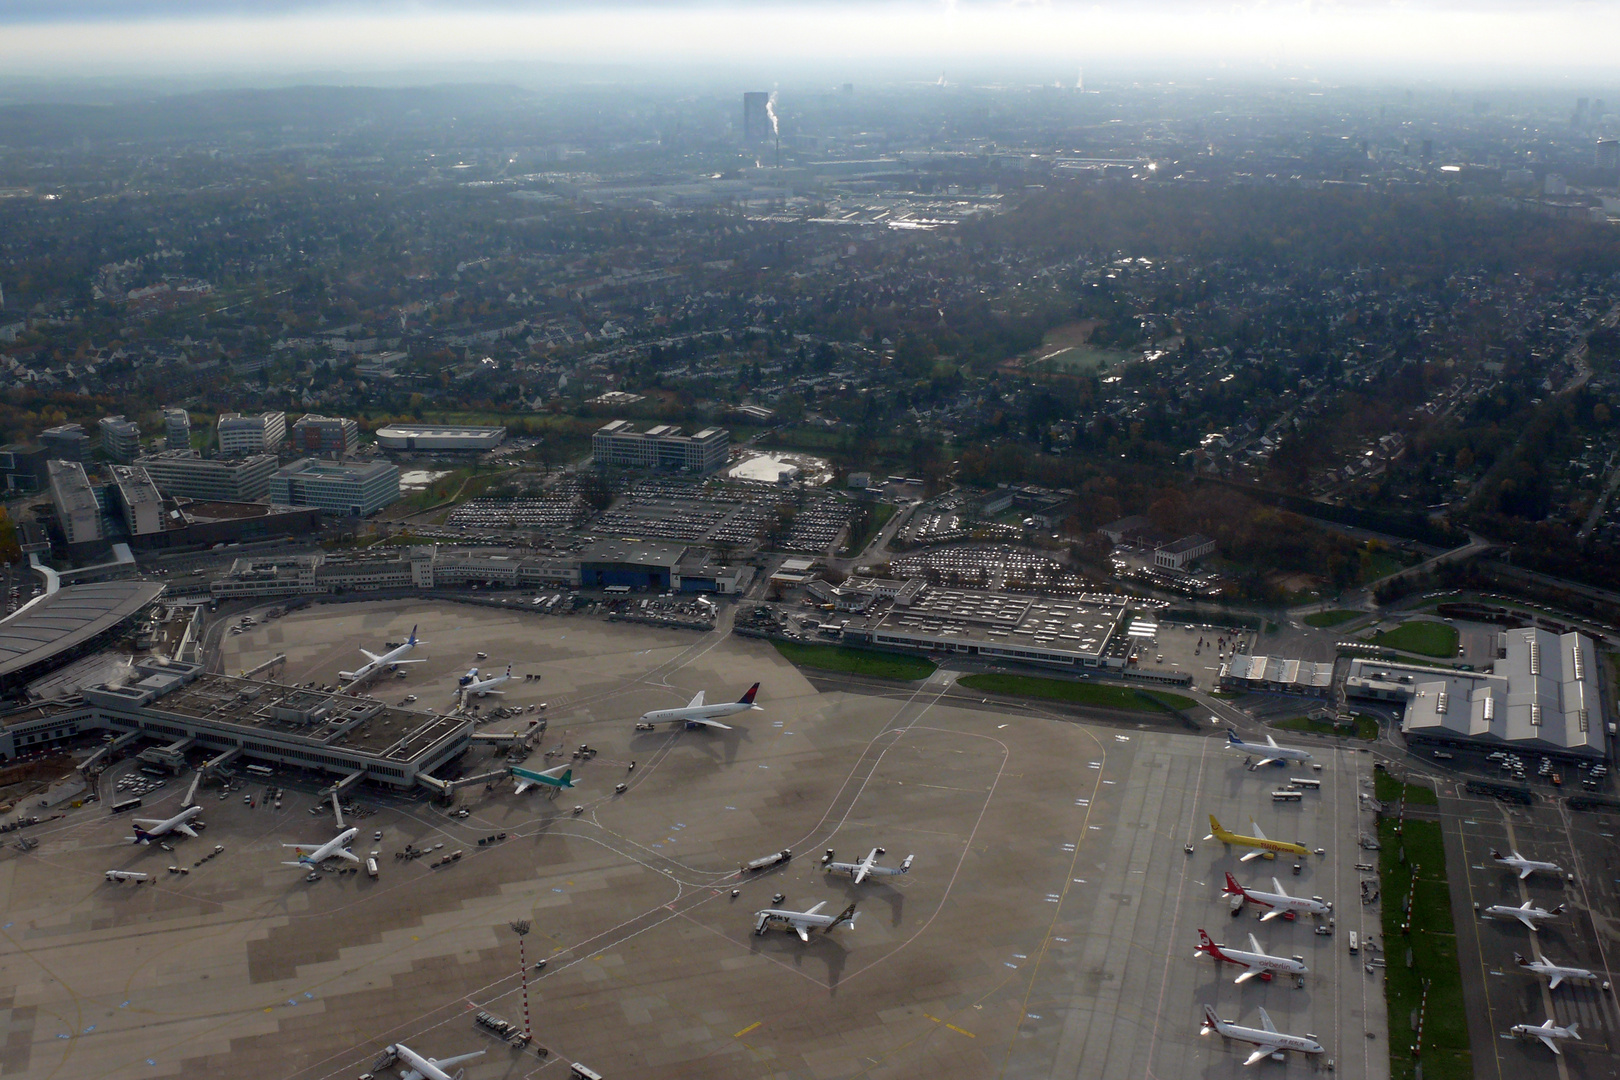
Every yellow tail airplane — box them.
[1206,815,1311,862]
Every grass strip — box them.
[957,672,1196,713]
[771,641,937,681]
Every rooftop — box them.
[0,580,165,680]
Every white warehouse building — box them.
[375,425,505,452]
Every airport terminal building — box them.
[0,657,473,790]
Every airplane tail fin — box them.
[828,902,858,931]
[557,768,574,788]
[1200,1005,1220,1033]
[1222,872,1244,896]
[1226,727,1242,745]
[408,624,418,645]
[1197,928,1216,951]
[130,828,151,844]
[1206,814,1225,840]
[739,682,760,705]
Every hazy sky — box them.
[2,2,1617,84]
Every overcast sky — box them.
[2,2,1616,85]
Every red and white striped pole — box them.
[518,935,531,1038]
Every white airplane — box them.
[1515,952,1602,991]
[457,663,511,700]
[1484,900,1566,930]
[1221,873,1332,921]
[1509,1016,1581,1055]
[639,682,761,731]
[385,1041,485,1080]
[511,764,577,795]
[1491,848,1564,880]
[753,900,858,941]
[824,847,913,884]
[128,804,203,844]
[1200,1004,1325,1066]
[1195,929,1309,984]
[282,827,360,868]
[1225,727,1312,767]
[340,625,426,682]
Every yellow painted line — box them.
[922,1013,942,1024]
[734,1022,761,1038]
[945,1023,975,1038]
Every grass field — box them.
[1274,714,1379,740]
[771,642,937,681]
[1378,811,1472,1080]
[957,673,1198,713]
[1370,620,1460,658]
[1303,609,1363,628]
[1374,770,1441,806]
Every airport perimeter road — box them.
[1003,731,1387,1080]
[1438,786,1620,1080]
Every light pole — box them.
[510,920,532,1039]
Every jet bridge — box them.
[77,731,141,774]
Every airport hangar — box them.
[0,655,472,789]
[1347,625,1606,762]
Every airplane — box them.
[1206,815,1312,862]
[512,764,577,795]
[340,625,426,682]
[1484,900,1567,930]
[1222,873,1332,921]
[1200,1004,1325,1066]
[1515,952,1602,991]
[282,827,360,868]
[1195,929,1309,983]
[1491,849,1564,880]
[1225,727,1312,767]
[1508,1016,1581,1055]
[385,1041,486,1080]
[128,804,203,844]
[456,663,511,700]
[753,900,858,941]
[639,682,762,731]
[824,847,913,885]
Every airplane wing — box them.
[1252,757,1279,768]
[1518,865,1534,880]
[852,864,871,885]
[1271,877,1291,897]
[1265,734,1280,748]
[1515,910,1540,929]
[360,649,382,662]
[1548,973,1564,990]
[1249,821,1269,842]
[685,717,731,730]
[1240,849,1267,862]
[334,848,360,864]
[1243,1044,1281,1066]
[513,777,534,795]
[1257,1007,1277,1033]
[174,823,198,838]
[1248,933,1264,952]
[688,690,705,708]
[432,1052,487,1070]
[795,924,810,943]
[481,689,505,695]
[390,658,427,665]
[1538,1032,1562,1054]
[130,818,162,827]
[1234,967,1262,984]
[1259,908,1282,920]
[803,901,827,916]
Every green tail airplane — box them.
[512,764,577,795]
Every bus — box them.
[604,585,631,595]
[244,764,275,778]
[110,797,142,814]
[1271,790,1304,802]
[1288,777,1321,790]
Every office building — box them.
[743,91,772,144]
[592,420,730,473]
[99,415,141,464]
[374,424,505,452]
[138,450,278,503]
[270,457,400,517]
[292,414,360,457]
[217,411,286,458]
[109,464,164,537]
[162,407,191,451]
[48,459,104,545]
[39,423,91,463]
